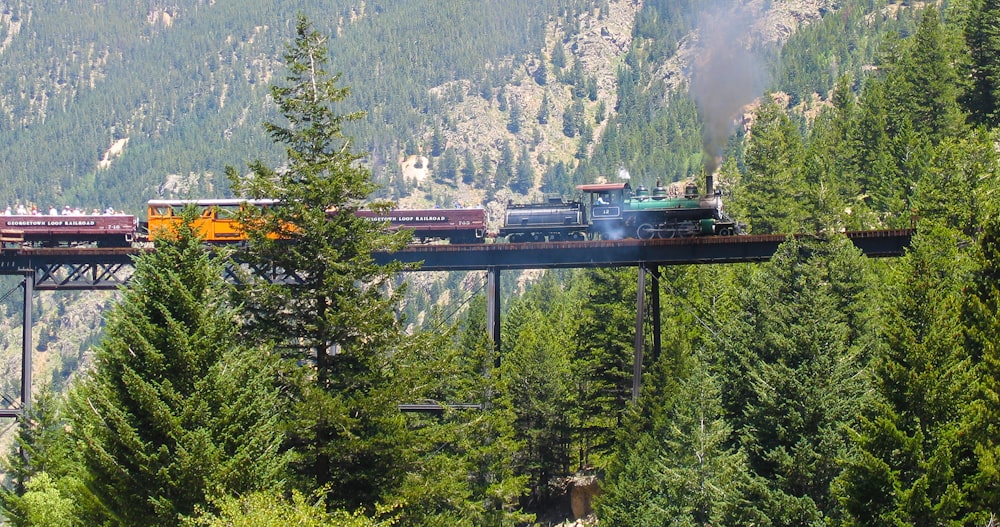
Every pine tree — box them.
[226,15,412,511]
[837,224,979,526]
[551,41,566,70]
[507,98,522,134]
[502,273,576,509]
[736,96,807,233]
[964,0,1000,127]
[430,124,446,157]
[512,145,534,195]
[960,207,1000,522]
[495,140,515,189]
[0,389,89,527]
[478,152,493,190]
[598,273,751,526]
[461,149,477,185]
[437,147,459,184]
[537,92,551,125]
[646,365,750,525]
[571,268,637,468]
[533,62,548,86]
[896,8,965,144]
[717,235,876,524]
[65,213,288,527]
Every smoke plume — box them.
[689,1,769,177]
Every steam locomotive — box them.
[0,177,740,248]
[499,178,741,242]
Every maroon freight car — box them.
[0,214,137,248]
[355,208,487,244]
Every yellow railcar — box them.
[146,199,278,242]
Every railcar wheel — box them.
[637,224,655,239]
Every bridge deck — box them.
[0,230,914,288]
[375,229,913,270]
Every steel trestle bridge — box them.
[0,229,913,417]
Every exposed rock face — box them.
[569,474,601,519]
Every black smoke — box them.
[689,1,769,178]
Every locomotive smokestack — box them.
[690,2,767,197]
[705,156,720,195]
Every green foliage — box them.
[773,0,915,104]
[716,236,878,524]
[837,224,979,525]
[502,276,577,508]
[65,211,288,526]
[570,268,636,469]
[512,145,535,195]
[184,489,401,527]
[599,340,750,527]
[227,14,413,513]
[586,86,704,190]
[11,473,76,527]
[733,97,807,233]
[963,0,1000,127]
[0,390,91,527]
[959,205,1000,520]
[389,310,529,526]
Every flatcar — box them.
[0,212,137,248]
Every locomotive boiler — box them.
[497,176,742,242]
[578,180,741,240]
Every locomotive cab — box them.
[577,182,631,239]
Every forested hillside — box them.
[3,0,1000,525]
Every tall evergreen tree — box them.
[717,236,877,524]
[65,213,288,527]
[461,149,477,185]
[508,98,523,134]
[837,224,979,526]
[571,268,637,468]
[895,8,965,144]
[512,145,535,195]
[226,15,412,511]
[437,147,459,184]
[430,124,446,157]
[959,205,1000,522]
[599,265,752,526]
[495,140,515,189]
[503,293,574,510]
[964,0,1000,127]
[736,97,807,233]
[537,92,551,125]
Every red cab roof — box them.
[576,182,631,193]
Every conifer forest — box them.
[2,0,1000,525]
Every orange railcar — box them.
[146,199,279,242]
